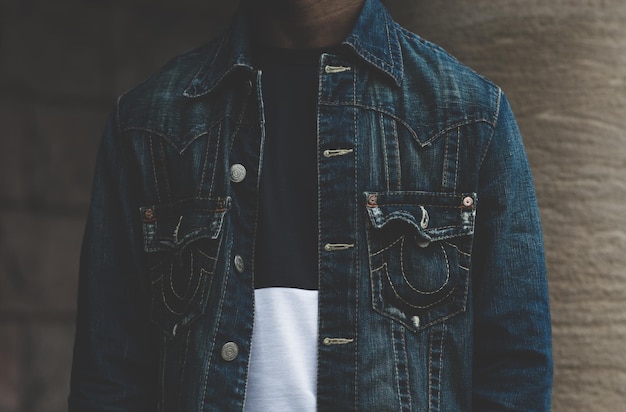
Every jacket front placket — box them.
[316,53,360,409]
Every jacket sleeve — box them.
[471,92,553,411]
[68,101,157,411]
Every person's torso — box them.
[120,8,499,411]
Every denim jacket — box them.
[69,0,553,410]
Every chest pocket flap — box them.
[366,191,476,242]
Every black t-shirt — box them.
[253,46,327,291]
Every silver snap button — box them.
[221,342,239,361]
[230,164,246,183]
[462,196,474,208]
[234,255,245,273]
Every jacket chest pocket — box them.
[365,191,475,332]
[141,197,230,339]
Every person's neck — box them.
[246,0,365,49]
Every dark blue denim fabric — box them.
[69,0,553,410]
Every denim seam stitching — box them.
[208,121,222,199]
[183,32,235,97]
[323,102,419,142]
[176,329,192,412]
[442,130,450,190]
[199,246,231,410]
[369,234,466,330]
[321,101,494,146]
[428,323,434,411]
[149,136,162,205]
[444,241,470,257]
[159,262,184,316]
[380,113,391,191]
[370,235,403,257]
[241,70,265,410]
[114,95,122,135]
[454,127,461,192]
[158,139,173,204]
[196,248,218,263]
[122,116,225,154]
[150,263,164,284]
[438,324,446,411]
[479,88,502,168]
[378,203,467,208]
[353,64,359,411]
[428,323,446,411]
[315,56,324,401]
[400,238,451,295]
[168,250,187,301]
[160,268,186,315]
[198,123,216,198]
[400,326,412,410]
[145,196,230,211]
[383,263,455,309]
[375,190,476,197]
[391,326,403,409]
[392,119,402,189]
[228,84,253,157]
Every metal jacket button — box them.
[234,255,245,273]
[230,164,246,183]
[221,342,239,361]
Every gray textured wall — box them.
[1,1,624,411]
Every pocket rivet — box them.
[143,208,155,221]
[367,194,378,207]
[462,196,474,208]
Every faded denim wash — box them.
[69,0,553,410]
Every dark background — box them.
[1,1,625,411]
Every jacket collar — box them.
[183,0,403,98]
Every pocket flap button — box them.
[230,164,247,183]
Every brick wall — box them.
[1,1,624,411]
